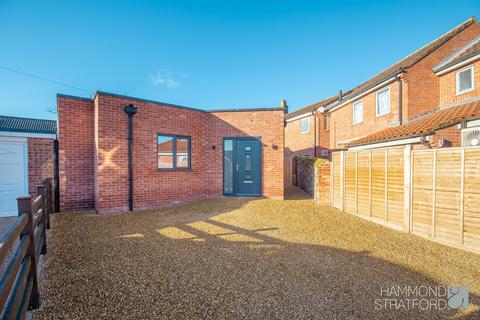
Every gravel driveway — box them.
[34,188,480,319]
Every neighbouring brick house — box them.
[0,115,56,216]
[286,17,480,184]
[58,91,285,213]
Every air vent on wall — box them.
[462,128,480,147]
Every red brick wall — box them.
[429,125,462,148]
[329,81,401,149]
[209,111,285,199]
[57,95,95,211]
[58,93,284,212]
[284,115,315,185]
[405,22,480,119]
[438,59,480,106]
[28,138,54,197]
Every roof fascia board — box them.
[348,136,422,151]
[285,112,312,122]
[0,131,57,139]
[324,76,397,113]
[435,53,480,75]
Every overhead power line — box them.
[0,64,91,93]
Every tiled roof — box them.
[348,99,480,147]
[326,17,478,111]
[0,115,57,134]
[433,36,480,73]
[285,94,341,120]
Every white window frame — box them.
[376,87,391,117]
[352,100,364,124]
[300,117,309,134]
[456,65,474,95]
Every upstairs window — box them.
[352,100,364,124]
[456,66,474,95]
[157,134,191,170]
[300,118,309,134]
[376,88,390,117]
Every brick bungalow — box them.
[57,91,285,213]
[285,17,480,184]
[0,115,56,216]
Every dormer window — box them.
[456,66,474,95]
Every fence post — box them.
[340,150,345,211]
[42,179,51,229]
[17,196,40,309]
[37,185,48,255]
[403,145,412,232]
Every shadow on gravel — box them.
[33,196,479,320]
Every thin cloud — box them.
[150,69,184,89]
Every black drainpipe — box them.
[396,69,403,125]
[124,104,138,212]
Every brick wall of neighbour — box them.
[438,59,480,106]
[284,115,316,186]
[28,138,54,197]
[428,125,462,148]
[58,93,284,213]
[316,112,330,155]
[405,23,480,119]
[329,81,401,149]
[57,95,95,211]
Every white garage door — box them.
[0,138,27,217]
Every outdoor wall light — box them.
[272,144,278,150]
[212,145,216,150]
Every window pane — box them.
[176,137,190,168]
[301,118,309,133]
[458,68,473,92]
[223,139,234,193]
[377,89,390,116]
[245,153,252,171]
[353,101,363,124]
[157,135,173,169]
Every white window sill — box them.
[456,88,474,96]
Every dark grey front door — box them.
[235,138,261,196]
[223,138,262,196]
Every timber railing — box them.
[0,181,52,319]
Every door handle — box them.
[236,163,239,172]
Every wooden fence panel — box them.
[344,152,357,215]
[371,149,386,219]
[357,150,371,217]
[387,147,404,225]
[434,150,462,244]
[331,146,480,253]
[464,148,480,250]
[411,151,434,236]
[332,152,341,209]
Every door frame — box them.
[0,136,29,216]
[222,137,262,197]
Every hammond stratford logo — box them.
[375,285,468,311]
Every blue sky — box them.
[0,0,479,120]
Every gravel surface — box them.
[33,188,480,319]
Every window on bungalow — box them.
[456,66,474,95]
[157,134,191,170]
[376,88,390,117]
[352,100,364,124]
[300,118,309,134]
